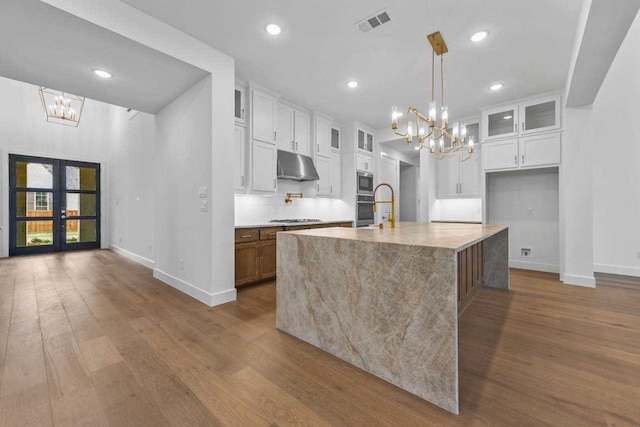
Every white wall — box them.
[487,168,560,273]
[0,77,112,256]
[108,111,156,267]
[590,10,640,277]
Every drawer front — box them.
[284,225,310,231]
[260,227,284,240]
[235,229,259,243]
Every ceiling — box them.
[0,0,209,113]
[121,0,582,130]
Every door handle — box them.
[241,176,245,187]
[61,215,66,219]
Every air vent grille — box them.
[356,9,391,33]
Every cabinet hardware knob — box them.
[241,109,245,119]
[522,155,525,164]
[273,179,276,188]
[274,131,277,141]
[522,122,525,132]
[514,155,517,165]
[241,176,245,187]
[291,141,294,150]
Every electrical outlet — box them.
[521,248,532,257]
[526,208,533,216]
[180,259,184,270]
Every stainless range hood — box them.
[276,150,320,181]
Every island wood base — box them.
[276,223,509,414]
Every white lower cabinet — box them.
[234,125,246,192]
[437,149,481,198]
[251,140,277,193]
[483,132,560,172]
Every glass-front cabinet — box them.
[357,128,374,153]
[482,95,561,142]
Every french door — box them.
[9,154,101,255]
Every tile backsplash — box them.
[235,194,352,225]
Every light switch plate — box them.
[198,186,208,198]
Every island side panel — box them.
[276,233,460,414]
[482,228,510,289]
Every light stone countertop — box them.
[235,220,353,229]
[279,221,508,251]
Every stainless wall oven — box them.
[356,194,375,227]
[357,171,374,195]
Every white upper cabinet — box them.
[315,156,331,196]
[294,110,310,156]
[331,127,340,151]
[251,89,277,144]
[519,96,561,136]
[357,128,374,153]
[330,151,341,198]
[314,114,332,158]
[482,104,519,142]
[437,148,481,198]
[483,134,561,171]
[251,140,278,193]
[459,149,481,197]
[234,125,246,192]
[234,84,246,126]
[276,104,295,152]
[356,153,373,172]
[519,133,561,168]
[482,95,561,142]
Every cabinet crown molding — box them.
[247,81,281,98]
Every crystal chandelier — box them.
[391,31,474,161]
[38,87,85,127]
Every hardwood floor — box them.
[0,250,638,426]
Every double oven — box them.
[356,171,375,227]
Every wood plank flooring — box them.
[0,250,638,426]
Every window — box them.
[35,192,50,210]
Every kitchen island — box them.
[276,222,508,414]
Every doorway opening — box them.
[399,161,418,222]
[9,154,101,256]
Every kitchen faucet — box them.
[372,183,395,228]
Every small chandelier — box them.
[391,31,474,161]
[38,87,85,127]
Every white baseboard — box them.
[153,268,237,307]
[562,274,596,288]
[509,260,559,274]
[110,244,154,269]
[594,263,640,278]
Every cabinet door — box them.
[234,125,246,192]
[276,104,294,152]
[315,156,331,196]
[294,110,311,156]
[259,241,277,280]
[251,89,277,144]
[520,96,561,136]
[482,104,518,142]
[459,148,481,197]
[356,154,373,172]
[483,139,519,171]
[436,154,460,198]
[315,115,331,158]
[519,133,560,168]
[235,242,259,286]
[330,151,341,198]
[251,140,277,192]
[234,85,246,126]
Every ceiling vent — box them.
[356,8,391,33]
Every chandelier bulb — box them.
[407,120,413,143]
[391,105,398,128]
[441,106,448,127]
[429,101,437,124]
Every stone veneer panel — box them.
[276,233,460,413]
[482,229,510,289]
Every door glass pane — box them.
[67,219,96,243]
[66,193,96,216]
[16,162,53,188]
[524,101,555,131]
[488,110,515,137]
[234,89,242,119]
[358,130,365,149]
[16,191,53,217]
[66,166,96,190]
[16,220,54,247]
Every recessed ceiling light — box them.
[347,81,359,88]
[504,115,512,120]
[266,24,281,35]
[93,69,112,79]
[470,31,488,42]
[489,83,504,91]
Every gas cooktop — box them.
[269,219,322,223]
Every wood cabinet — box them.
[482,95,561,142]
[251,88,277,144]
[234,125,246,193]
[277,105,310,156]
[251,140,277,192]
[235,222,352,287]
[483,133,560,172]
